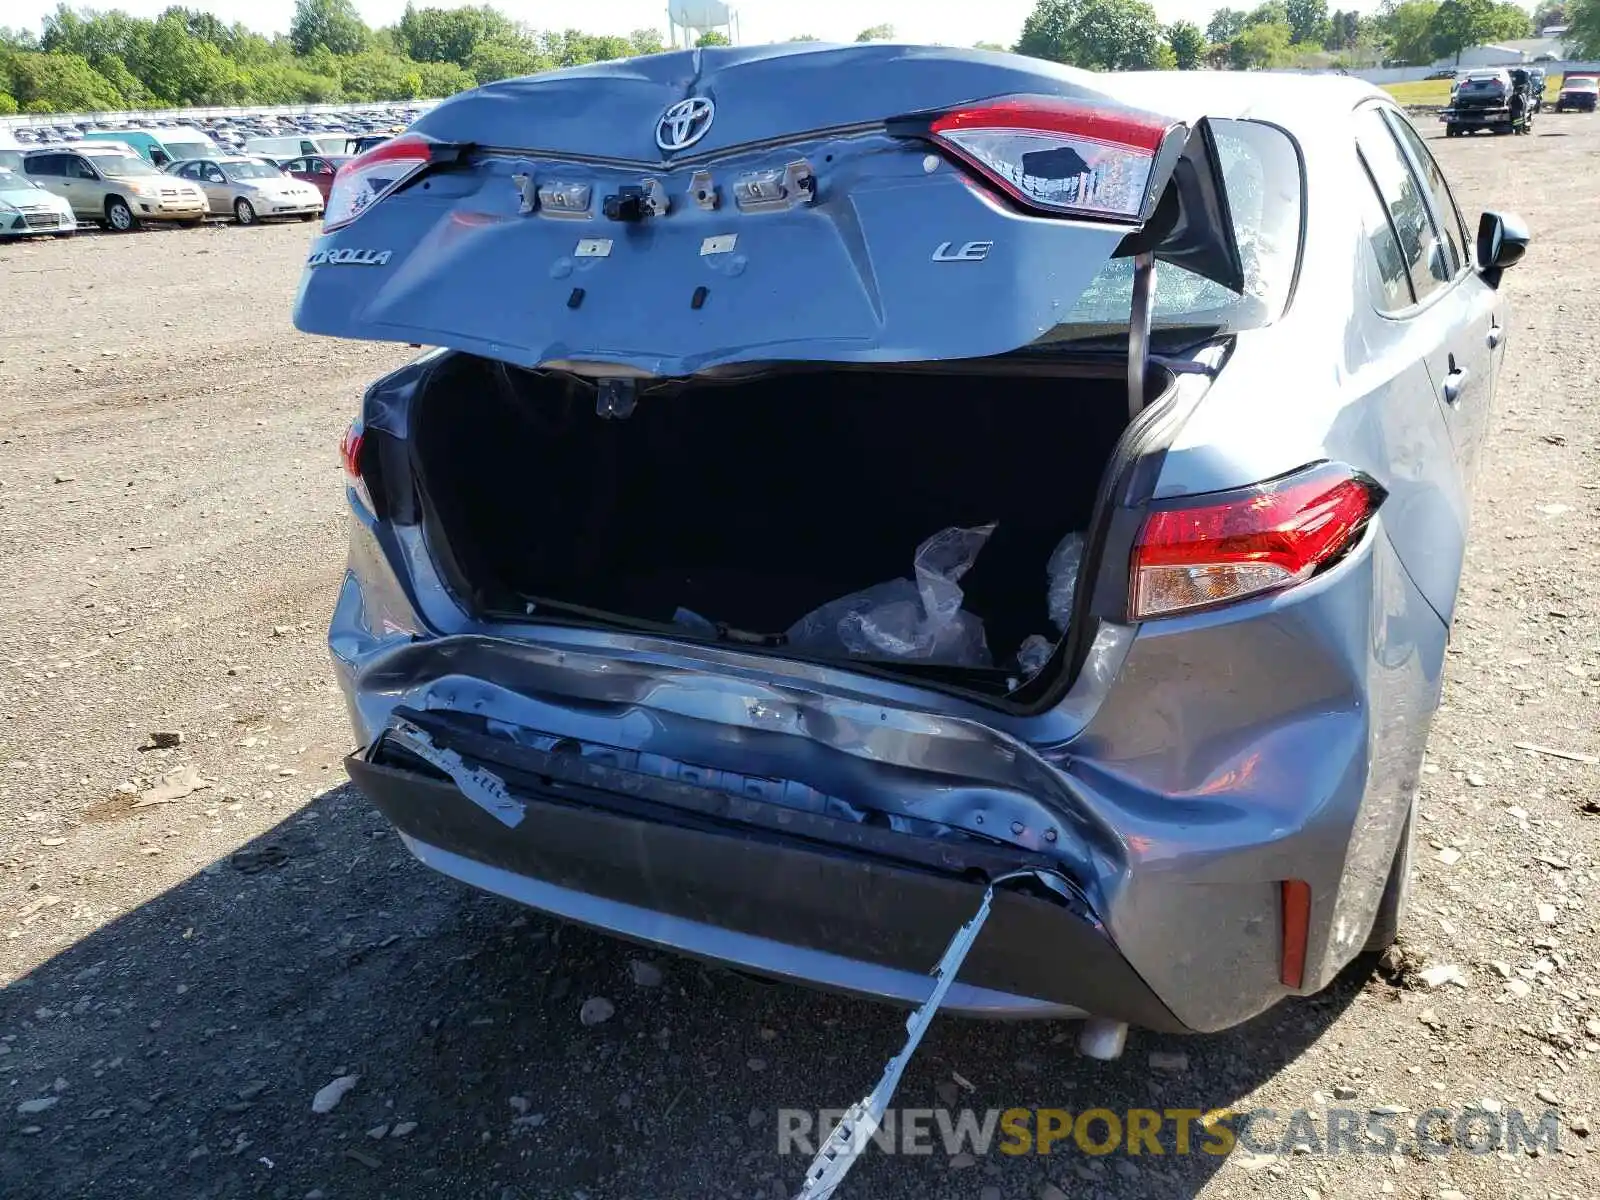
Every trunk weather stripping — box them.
[793,868,1073,1200]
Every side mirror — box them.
[1477,210,1529,287]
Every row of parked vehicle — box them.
[0,123,379,237]
[8,104,424,154]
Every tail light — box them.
[324,133,448,233]
[922,95,1182,221]
[1131,463,1384,620]
[340,419,374,512]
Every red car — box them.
[280,154,350,201]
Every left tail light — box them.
[1131,463,1384,620]
[340,419,375,512]
[918,94,1183,221]
[324,133,454,233]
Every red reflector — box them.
[1280,879,1312,988]
[1131,463,1381,620]
[339,422,363,480]
[926,94,1180,220]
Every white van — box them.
[244,133,353,162]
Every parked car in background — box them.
[344,133,395,155]
[82,127,222,168]
[0,166,76,238]
[22,144,206,230]
[243,133,356,161]
[1555,74,1599,112]
[166,156,323,225]
[280,154,350,201]
[299,49,1529,1044]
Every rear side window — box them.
[1356,107,1450,304]
[1355,172,1415,312]
[25,154,62,176]
[1058,118,1305,333]
[1383,110,1469,274]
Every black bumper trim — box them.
[345,752,1191,1031]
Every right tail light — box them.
[1131,463,1384,620]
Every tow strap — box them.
[792,869,1065,1200]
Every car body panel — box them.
[312,61,1513,1031]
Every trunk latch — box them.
[603,178,671,222]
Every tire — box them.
[104,196,136,232]
[233,198,257,226]
[1364,794,1416,952]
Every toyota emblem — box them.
[656,97,716,153]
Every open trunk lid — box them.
[293,43,1242,375]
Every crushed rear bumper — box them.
[344,741,1189,1029]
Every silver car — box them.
[167,156,323,225]
[294,49,1528,1046]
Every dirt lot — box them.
[2,113,1598,1200]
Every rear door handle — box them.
[1443,366,1470,404]
[1487,322,1503,349]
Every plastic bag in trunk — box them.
[786,524,997,668]
[1015,530,1086,679]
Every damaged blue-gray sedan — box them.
[295,44,1528,1049]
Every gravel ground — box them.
[1,117,1597,1200]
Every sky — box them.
[4,0,1386,48]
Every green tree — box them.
[1380,0,1441,62]
[465,39,544,80]
[1570,0,1600,53]
[1324,8,1361,47]
[1484,1,1531,37]
[1531,1,1566,28]
[974,39,1009,50]
[415,58,474,94]
[1286,0,1329,41]
[1016,0,1085,61]
[1230,18,1295,63]
[628,28,666,54]
[339,49,421,99]
[695,30,731,46]
[4,50,123,110]
[1167,18,1206,64]
[788,33,821,40]
[1245,1,1289,25]
[0,90,17,113]
[855,23,896,40]
[291,0,368,57]
[1429,0,1493,62]
[396,5,519,67]
[1207,6,1248,39]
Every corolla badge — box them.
[307,247,393,267]
[656,97,716,153]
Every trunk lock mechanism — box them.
[603,178,671,222]
[596,378,638,420]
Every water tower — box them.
[668,0,739,48]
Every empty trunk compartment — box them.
[408,353,1159,692]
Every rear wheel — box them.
[1364,795,1416,952]
[105,196,136,232]
[234,198,257,226]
